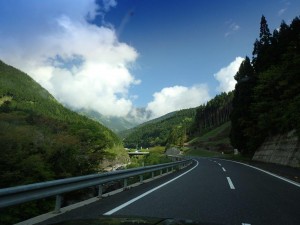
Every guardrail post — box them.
[160,169,163,176]
[151,172,154,178]
[139,175,143,184]
[123,178,128,190]
[97,185,103,199]
[53,194,62,214]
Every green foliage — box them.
[126,146,171,169]
[192,92,233,135]
[0,60,122,224]
[144,146,170,166]
[230,16,300,155]
[188,121,232,153]
[122,108,196,148]
[123,92,233,151]
[230,57,256,155]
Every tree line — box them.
[230,15,300,155]
[191,92,233,135]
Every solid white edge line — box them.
[226,177,235,189]
[103,159,199,215]
[222,167,226,172]
[217,158,300,188]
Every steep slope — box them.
[187,121,232,154]
[0,60,122,189]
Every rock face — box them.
[252,130,300,168]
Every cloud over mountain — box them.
[0,0,140,117]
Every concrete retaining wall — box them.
[252,130,300,168]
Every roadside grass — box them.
[188,121,231,145]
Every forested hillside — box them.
[122,92,233,150]
[0,60,122,189]
[122,108,196,148]
[191,92,233,135]
[230,16,300,156]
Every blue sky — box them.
[0,0,299,120]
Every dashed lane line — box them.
[217,158,300,188]
[227,177,235,189]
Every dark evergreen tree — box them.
[259,15,271,45]
[252,15,272,73]
[231,16,300,155]
[230,56,256,155]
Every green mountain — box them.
[121,92,234,150]
[77,109,139,133]
[121,108,196,148]
[0,60,122,189]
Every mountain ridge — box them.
[0,59,122,188]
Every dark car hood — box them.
[48,216,224,225]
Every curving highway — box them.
[39,158,300,225]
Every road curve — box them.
[39,158,300,225]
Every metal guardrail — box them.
[0,158,192,213]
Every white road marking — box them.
[104,160,199,215]
[222,167,226,172]
[242,223,251,225]
[227,177,235,189]
[218,163,222,166]
[217,158,300,188]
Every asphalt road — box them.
[39,158,300,225]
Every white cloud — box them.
[146,85,211,119]
[0,1,140,117]
[278,8,287,16]
[278,0,290,16]
[225,20,240,37]
[102,0,117,11]
[214,57,244,93]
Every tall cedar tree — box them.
[252,15,272,73]
[230,57,255,155]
